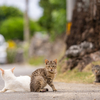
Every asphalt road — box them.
[0,64,100,100]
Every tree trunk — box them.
[24,0,30,42]
[61,0,100,72]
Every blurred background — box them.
[0,0,100,83]
[0,0,66,65]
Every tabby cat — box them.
[30,59,57,92]
[92,65,100,82]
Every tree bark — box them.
[24,0,30,42]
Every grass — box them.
[28,56,44,66]
[55,69,94,84]
[54,62,100,84]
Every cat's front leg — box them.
[6,90,15,92]
[47,80,57,92]
[95,76,100,83]
[0,88,8,93]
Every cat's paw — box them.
[0,90,4,93]
[94,81,100,83]
[53,89,57,92]
[46,88,49,91]
[6,90,14,92]
[40,88,49,92]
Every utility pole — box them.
[24,0,30,42]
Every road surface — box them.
[0,64,100,100]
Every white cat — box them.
[0,67,31,92]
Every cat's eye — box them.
[48,66,50,67]
[52,66,54,67]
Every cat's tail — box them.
[30,76,44,92]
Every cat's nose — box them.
[95,71,97,73]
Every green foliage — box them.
[0,6,23,22]
[0,17,23,40]
[52,9,66,34]
[0,5,44,40]
[29,20,43,35]
[38,0,66,39]
[0,17,42,40]
[28,56,44,66]
[49,0,66,8]
[39,0,53,31]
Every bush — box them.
[0,6,23,22]
[0,17,43,40]
[38,0,66,40]
[51,9,66,34]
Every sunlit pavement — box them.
[0,64,100,100]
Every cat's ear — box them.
[0,68,4,74]
[54,59,57,64]
[45,59,49,65]
[11,67,15,73]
